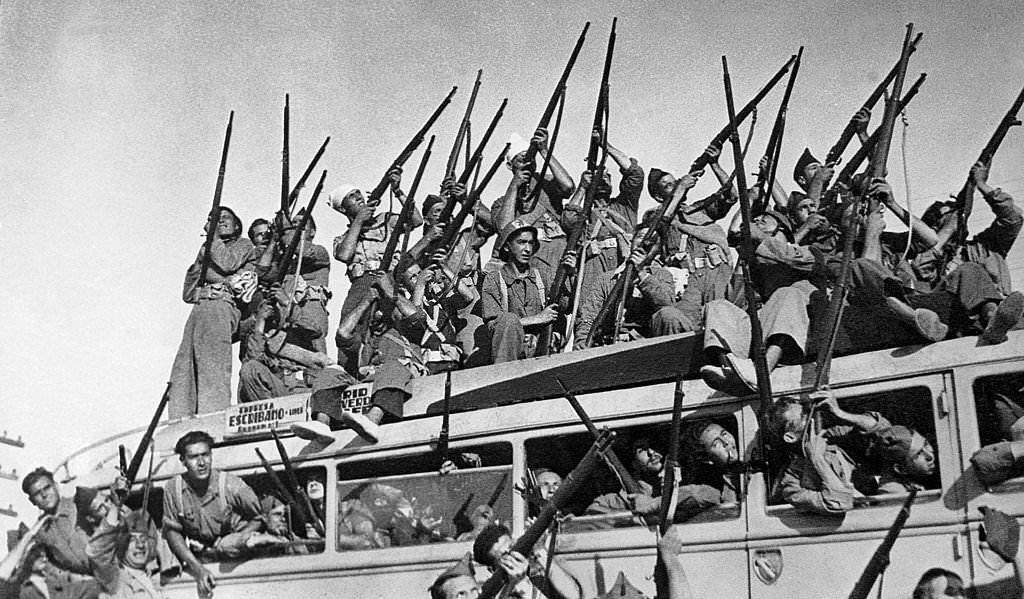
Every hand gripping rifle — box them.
[846,489,918,599]
[445,70,482,183]
[584,54,797,348]
[556,377,640,494]
[754,47,803,216]
[952,85,1024,246]
[654,378,685,598]
[479,429,615,599]
[433,143,512,257]
[437,98,508,228]
[270,428,325,537]
[198,111,234,287]
[536,19,616,357]
[366,86,457,207]
[815,24,916,391]
[117,382,171,500]
[380,135,436,274]
[255,447,314,536]
[274,169,328,286]
[825,32,923,166]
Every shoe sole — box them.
[981,291,1024,345]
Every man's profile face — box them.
[779,403,806,445]
[440,574,480,599]
[85,492,112,526]
[753,214,781,238]
[426,202,444,227]
[630,439,663,477]
[792,197,818,226]
[485,534,513,567]
[913,258,941,285]
[535,471,562,501]
[266,505,289,536]
[699,424,739,468]
[180,441,213,482]
[341,190,367,218]
[655,174,675,201]
[902,434,937,480]
[216,209,239,239]
[249,224,271,246]
[26,477,60,513]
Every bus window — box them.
[525,416,742,533]
[335,443,512,550]
[767,386,941,511]
[970,371,1024,487]
[239,466,327,557]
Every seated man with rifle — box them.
[330,167,422,371]
[479,220,575,363]
[581,433,735,528]
[918,162,1022,296]
[272,208,332,355]
[769,391,937,515]
[491,128,575,286]
[471,524,583,599]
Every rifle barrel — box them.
[198,111,234,287]
[125,382,171,487]
[381,135,435,273]
[287,136,331,216]
[276,170,327,284]
[281,94,290,214]
[523,22,590,165]
[446,70,483,180]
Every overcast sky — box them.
[1,0,1022,524]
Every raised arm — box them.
[874,179,939,248]
[533,128,574,197]
[0,516,49,582]
[659,527,696,599]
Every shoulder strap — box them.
[173,476,183,515]
[497,271,509,312]
[532,269,547,306]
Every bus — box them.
[57,328,1024,599]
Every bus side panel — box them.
[746,525,967,599]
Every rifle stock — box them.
[847,490,918,599]
[198,111,234,287]
[367,86,457,206]
[124,382,171,490]
[556,377,640,494]
[479,430,614,599]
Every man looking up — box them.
[471,524,583,599]
[168,206,256,418]
[162,431,262,597]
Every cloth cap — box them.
[73,487,99,518]
[422,194,444,217]
[793,148,820,184]
[875,425,925,465]
[496,219,539,260]
[971,441,1022,485]
[505,132,530,167]
[328,184,359,213]
[647,168,673,200]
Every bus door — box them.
[520,401,749,599]
[746,374,969,599]
[952,363,1024,598]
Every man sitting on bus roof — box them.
[471,523,583,599]
[582,430,738,528]
[770,391,937,515]
[162,431,262,597]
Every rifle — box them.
[274,169,327,286]
[479,430,614,599]
[438,371,451,467]
[281,94,290,215]
[537,19,616,357]
[585,54,797,347]
[286,137,331,218]
[445,70,482,182]
[366,86,457,206]
[755,47,803,215]
[381,135,436,273]
[953,84,1024,245]
[121,382,171,497]
[723,52,783,452]
[654,378,685,599]
[433,143,511,256]
[198,111,234,287]
[847,489,918,599]
[255,447,313,536]
[439,98,508,225]
[556,377,640,494]
[815,24,916,390]
[524,23,590,169]
[825,32,923,165]
[270,428,325,537]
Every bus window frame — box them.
[754,373,955,533]
[516,401,749,549]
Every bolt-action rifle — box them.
[380,135,436,274]
[198,111,234,287]
[445,70,482,183]
[117,382,171,500]
[846,489,918,599]
[270,428,325,537]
